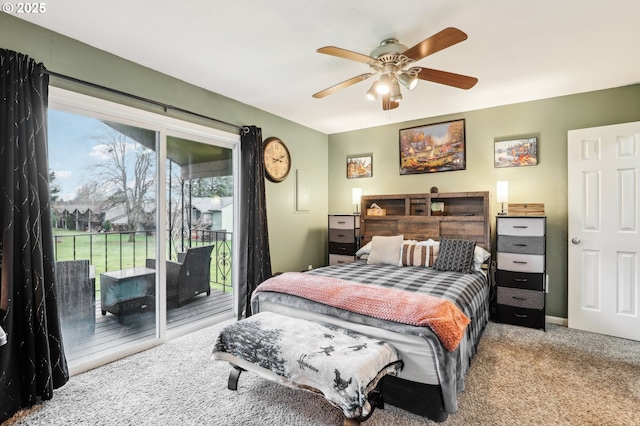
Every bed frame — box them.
[360,191,491,421]
[255,191,492,422]
[359,191,491,251]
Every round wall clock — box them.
[263,137,291,182]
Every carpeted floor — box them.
[4,320,640,426]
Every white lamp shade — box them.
[496,181,509,203]
[352,188,362,205]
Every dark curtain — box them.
[0,49,69,423]
[237,126,272,319]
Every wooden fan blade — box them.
[403,27,468,61]
[312,73,374,99]
[382,93,400,111]
[317,46,375,64]
[417,68,478,90]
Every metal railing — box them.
[179,229,233,293]
[53,229,233,293]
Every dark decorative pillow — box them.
[433,238,476,273]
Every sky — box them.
[48,109,109,201]
[48,108,231,204]
[48,109,153,202]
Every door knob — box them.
[571,237,581,245]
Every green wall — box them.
[0,13,329,274]
[4,13,640,318]
[328,85,640,318]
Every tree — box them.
[73,182,104,204]
[49,170,62,227]
[49,170,61,202]
[91,130,155,242]
[190,176,233,198]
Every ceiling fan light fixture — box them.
[376,74,391,95]
[366,82,379,101]
[389,82,403,102]
[398,72,418,90]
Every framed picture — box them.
[347,154,372,179]
[494,137,538,168]
[399,119,466,175]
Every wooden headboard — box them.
[359,191,491,251]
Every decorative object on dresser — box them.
[399,119,466,175]
[352,188,362,214]
[496,181,508,215]
[495,215,547,330]
[328,214,361,266]
[508,203,545,216]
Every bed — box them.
[251,191,491,422]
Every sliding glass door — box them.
[161,135,234,336]
[48,88,239,374]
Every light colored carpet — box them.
[4,320,640,426]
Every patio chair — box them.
[55,259,96,337]
[146,244,213,307]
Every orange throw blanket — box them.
[254,272,470,352]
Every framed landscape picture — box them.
[399,119,466,175]
[347,154,372,179]
[494,137,538,168]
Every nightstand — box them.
[495,215,546,330]
[328,214,360,266]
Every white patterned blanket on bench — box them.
[211,312,403,419]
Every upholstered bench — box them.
[212,312,403,425]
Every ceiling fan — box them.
[312,27,478,110]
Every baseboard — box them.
[546,315,568,326]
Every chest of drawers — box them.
[328,214,360,266]
[495,216,547,330]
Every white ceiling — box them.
[15,0,640,134]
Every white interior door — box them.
[568,121,640,341]
[568,122,640,340]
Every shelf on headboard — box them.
[360,191,491,250]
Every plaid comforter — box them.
[251,260,490,414]
[306,260,489,354]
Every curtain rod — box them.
[45,70,245,133]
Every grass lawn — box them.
[53,229,232,293]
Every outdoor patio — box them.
[63,288,233,365]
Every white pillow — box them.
[473,245,491,270]
[355,241,372,257]
[367,235,404,266]
[356,239,417,258]
[417,239,438,246]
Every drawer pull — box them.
[513,313,529,318]
[337,221,346,224]
[512,261,528,264]
[513,225,528,229]
[514,278,528,282]
[512,296,528,301]
[337,234,346,237]
[514,243,528,247]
